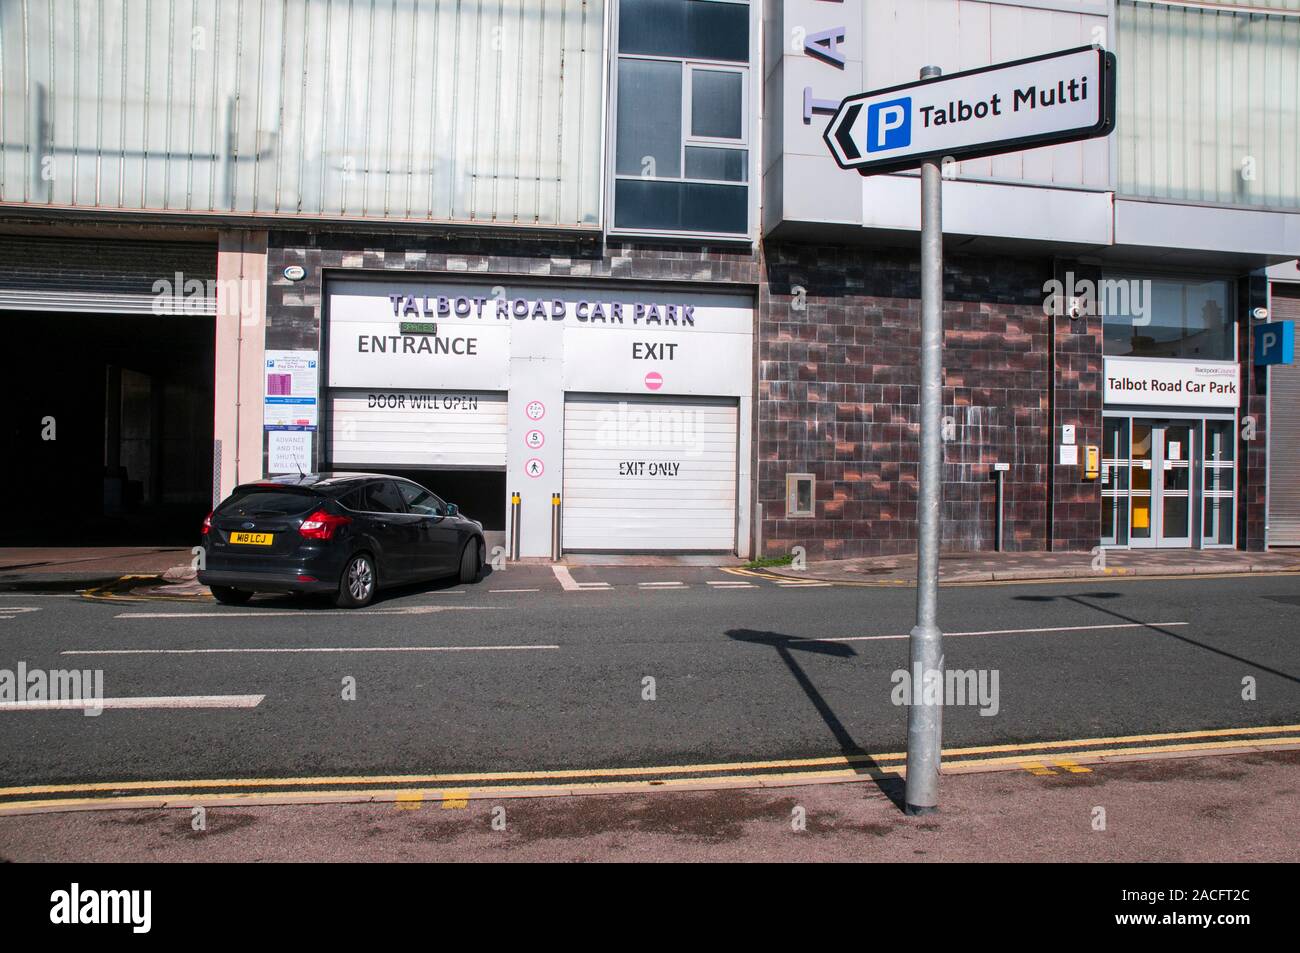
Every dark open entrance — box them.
[0,311,214,545]
[361,468,506,532]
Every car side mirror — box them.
[445,503,459,518]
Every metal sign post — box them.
[822,47,1116,813]
[906,66,945,815]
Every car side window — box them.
[397,481,444,517]
[338,488,366,511]
[363,480,407,514]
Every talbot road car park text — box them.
[387,293,699,325]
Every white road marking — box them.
[489,588,541,593]
[551,566,610,590]
[427,590,465,594]
[63,645,558,656]
[113,606,496,619]
[0,694,265,711]
[814,621,1190,643]
[707,581,756,588]
[639,582,686,589]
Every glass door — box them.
[1130,421,1155,547]
[1158,422,1194,548]
[1128,419,1198,549]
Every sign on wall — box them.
[824,46,1115,175]
[264,350,319,428]
[1104,357,1240,409]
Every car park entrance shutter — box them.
[561,395,738,552]
[328,389,507,468]
[1269,286,1300,546]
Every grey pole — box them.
[904,64,946,816]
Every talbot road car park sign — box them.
[824,46,1116,174]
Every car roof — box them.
[241,472,403,492]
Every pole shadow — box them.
[726,628,907,811]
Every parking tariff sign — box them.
[824,46,1115,175]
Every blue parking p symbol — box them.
[867,97,912,153]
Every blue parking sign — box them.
[1254,321,1294,366]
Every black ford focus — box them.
[198,473,486,608]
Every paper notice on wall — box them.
[1059,445,1078,466]
[1168,442,1181,461]
[265,350,319,428]
[268,430,313,475]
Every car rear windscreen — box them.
[219,488,322,517]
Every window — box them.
[1102,276,1235,361]
[786,474,815,519]
[612,0,751,236]
[363,481,407,514]
[219,488,320,517]
[397,481,445,517]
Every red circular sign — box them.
[644,372,664,391]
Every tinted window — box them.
[690,70,743,139]
[397,481,444,516]
[619,0,749,62]
[615,59,682,178]
[220,488,320,517]
[614,178,748,233]
[1102,277,1235,360]
[363,481,406,514]
[338,488,366,511]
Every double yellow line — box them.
[1,724,1296,815]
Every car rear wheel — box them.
[211,585,253,605]
[458,539,482,584]
[337,553,377,608]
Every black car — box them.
[198,473,486,608]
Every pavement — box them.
[763,548,1300,586]
[1,749,1294,861]
[3,545,1298,597]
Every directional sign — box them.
[824,46,1115,175]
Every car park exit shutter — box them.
[1268,287,1300,546]
[561,394,738,552]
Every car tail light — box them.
[299,509,351,540]
[201,511,212,535]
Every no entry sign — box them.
[824,46,1115,175]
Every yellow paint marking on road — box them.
[2,740,1298,815]
[1055,759,1092,774]
[1,725,1296,801]
[942,736,1300,772]
[394,791,423,810]
[1021,762,1056,776]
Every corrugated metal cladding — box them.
[1268,286,1300,547]
[0,0,606,227]
[0,235,216,314]
[1118,0,1300,209]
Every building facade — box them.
[0,0,1296,556]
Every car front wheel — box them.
[458,539,482,584]
[337,553,377,608]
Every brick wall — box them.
[758,242,1059,559]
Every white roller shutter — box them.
[1269,288,1300,546]
[562,395,738,552]
[329,389,507,468]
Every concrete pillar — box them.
[212,230,268,505]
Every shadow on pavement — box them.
[726,628,907,812]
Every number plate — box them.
[229,532,274,546]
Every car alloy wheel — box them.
[337,554,376,608]
[347,557,374,602]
